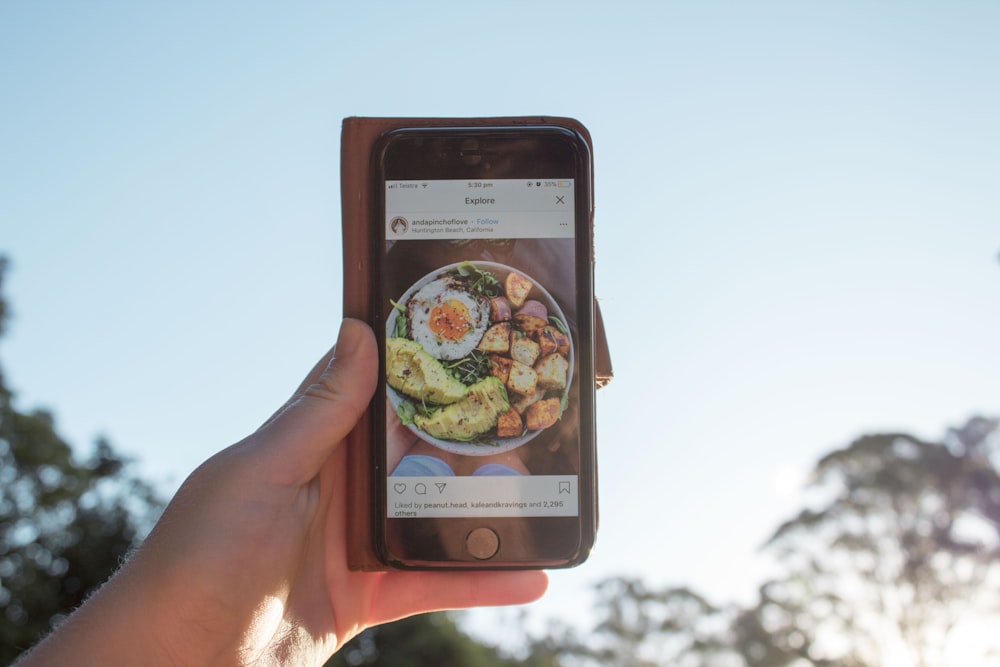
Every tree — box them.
[752,418,1000,666]
[526,577,739,667]
[530,417,1000,667]
[0,258,163,664]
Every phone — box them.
[371,125,597,569]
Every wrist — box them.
[16,562,164,666]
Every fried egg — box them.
[407,277,489,361]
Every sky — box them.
[2,0,999,652]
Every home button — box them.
[466,527,500,560]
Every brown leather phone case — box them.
[341,116,612,570]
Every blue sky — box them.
[3,0,999,641]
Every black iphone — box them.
[371,124,596,568]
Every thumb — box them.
[253,319,378,483]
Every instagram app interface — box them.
[383,179,581,519]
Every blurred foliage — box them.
[0,259,163,664]
[526,578,736,667]
[752,418,1000,666]
[533,416,1000,667]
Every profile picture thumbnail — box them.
[390,216,409,236]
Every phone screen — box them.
[374,128,595,567]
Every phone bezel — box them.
[370,126,596,569]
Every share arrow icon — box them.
[434,483,447,493]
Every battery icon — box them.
[557,181,570,187]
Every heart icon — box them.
[393,483,407,494]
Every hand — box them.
[19,319,547,666]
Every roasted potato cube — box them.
[516,300,548,320]
[537,325,571,357]
[535,353,569,390]
[525,397,561,430]
[477,322,511,353]
[511,387,545,414]
[506,360,538,396]
[510,335,540,366]
[513,313,548,335]
[496,409,523,438]
[489,354,513,383]
[505,271,532,308]
[490,296,512,322]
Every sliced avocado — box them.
[386,338,468,405]
[415,376,509,441]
